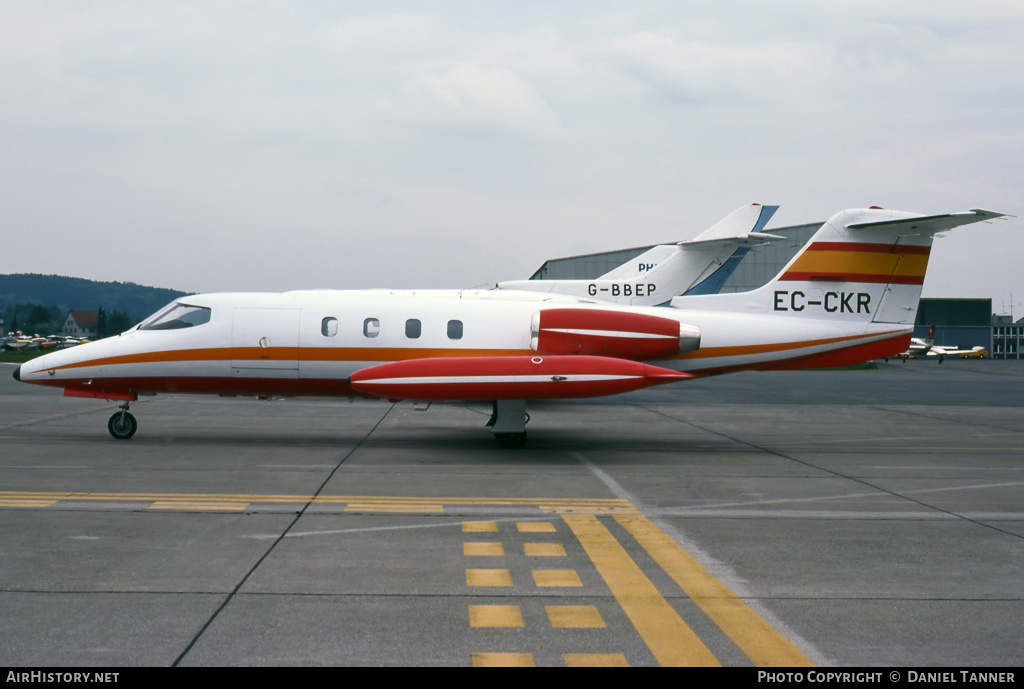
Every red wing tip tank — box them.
[348,355,695,401]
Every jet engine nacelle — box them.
[530,308,700,360]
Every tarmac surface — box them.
[1,358,1022,667]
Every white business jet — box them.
[14,207,1004,447]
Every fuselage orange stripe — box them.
[42,347,533,372]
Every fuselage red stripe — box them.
[777,272,926,285]
[803,242,931,255]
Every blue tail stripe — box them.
[682,247,750,296]
[751,205,780,235]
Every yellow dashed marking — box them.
[532,569,583,587]
[524,542,566,557]
[462,521,499,533]
[466,569,513,587]
[546,605,606,629]
[463,542,505,557]
[0,493,633,515]
[469,605,524,628]
[472,652,535,667]
[517,521,556,533]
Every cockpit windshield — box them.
[138,303,212,331]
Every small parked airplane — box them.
[930,345,988,359]
[13,206,1003,446]
[898,325,988,361]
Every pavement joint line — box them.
[170,400,398,667]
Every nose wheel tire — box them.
[108,411,138,440]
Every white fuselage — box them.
[17,285,910,399]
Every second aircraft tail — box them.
[497,203,781,306]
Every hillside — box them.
[1,274,190,328]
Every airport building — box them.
[531,222,1007,358]
[914,298,994,356]
[992,316,1024,359]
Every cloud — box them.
[394,63,559,138]
[608,31,831,107]
[0,2,1020,307]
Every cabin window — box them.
[321,317,338,337]
[363,318,380,338]
[447,319,463,340]
[138,303,211,330]
[405,319,421,339]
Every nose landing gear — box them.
[108,403,138,440]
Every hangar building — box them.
[528,223,819,293]
[914,299,993,355]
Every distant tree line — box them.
[3,303,136,337]
[3,302,60,334]
[1,273,189,337]
[97,307,135,338]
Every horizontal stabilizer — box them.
[847,209,1005,233]
[671,206,1007,330]
[679,204,781,246]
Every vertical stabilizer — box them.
[672,208,1004,329]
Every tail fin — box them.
[498,203,780,305]
[671,208,1005,326]
[598,203,779,280]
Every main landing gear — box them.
[487,400,529,449]
[107,402,138,440]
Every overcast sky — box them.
[2,2,1022,314]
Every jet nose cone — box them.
[12,365,21,382]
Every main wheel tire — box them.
[108,411,138,440]
[494,431,527,449]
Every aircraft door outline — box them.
[231,307,301,371]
